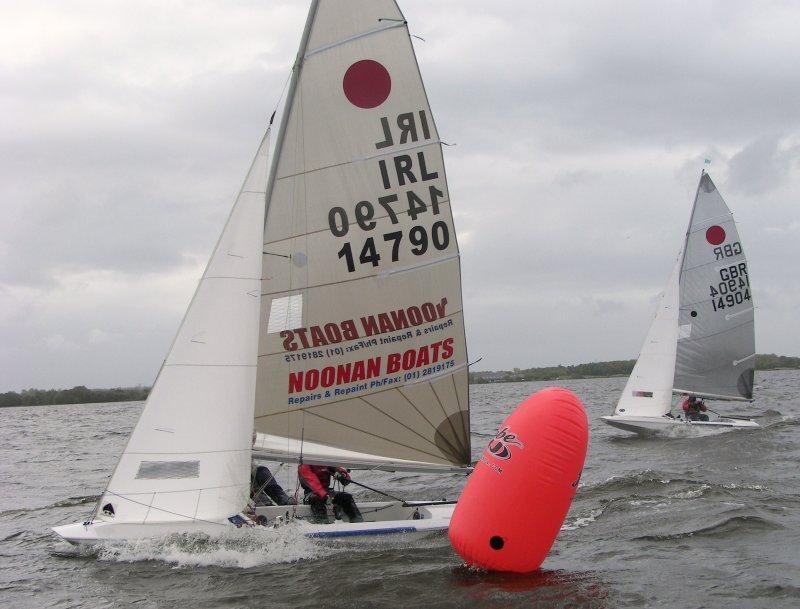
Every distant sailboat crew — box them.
[602,172,759,434]
[54,0,473,545]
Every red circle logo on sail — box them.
[706,225,726,245]
[343,60,391,109]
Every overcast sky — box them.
[1,0,798,391]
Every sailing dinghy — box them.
[54,0,472,545]
[602,172,759,434]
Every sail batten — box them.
[273,139,444,181]
[673,389,753,402]
[304,410,459,463]
[253,433,470,474]
[261,206,455,249]
[305,21,406,58]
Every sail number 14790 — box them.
[328,185,450,273]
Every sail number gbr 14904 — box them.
[328,185,449,273]
[710,262,751,312]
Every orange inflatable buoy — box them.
[449,387,588,572]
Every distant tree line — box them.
[0,386,150,408]
[754,353,800,370]
[2,353,798,404]
[468,353,800,384]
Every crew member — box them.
[251,464,294,506]
[681,396,709,422]
[298,464,364,523]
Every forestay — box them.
[614,256,681,417]
[254,0,471,469]
[674,172,755,401]
[94,132,271,524]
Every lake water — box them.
[1,370,798,608]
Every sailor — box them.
[251,464,294,506]
[298,464,364,523]
[681,396,709,422]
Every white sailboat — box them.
[54,0,472,545]
[602,172,759,434]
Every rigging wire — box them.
[247,462,286,511]
[345,478,405,503]
[290,418,306,517]
[269,71,292,127]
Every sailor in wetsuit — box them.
[298,464,364,523]
[251,464,295,506]
[681,396,709,422]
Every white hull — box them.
[601,414,759,435]
[52,501,454,546]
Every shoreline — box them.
[2,365,798,408]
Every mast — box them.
[677,170,706,283]
[262,0,320,228]
[670,171,705,402]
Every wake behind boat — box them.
[55,0,473,546]
[602,172,759,435]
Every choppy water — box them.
[1,370,798,608]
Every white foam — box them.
[95,524,328,569]
[671,484,711,499]
[561,508,603,531]
[629,498,661,506]
[722,483,769,491]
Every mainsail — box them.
[674,172,755,401]
[95,132,271,524]
[254,0,471,469]
[614,256,681,417]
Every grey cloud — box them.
[727,135,800,196]
[418,1,800,155]
[1,0,799,390]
